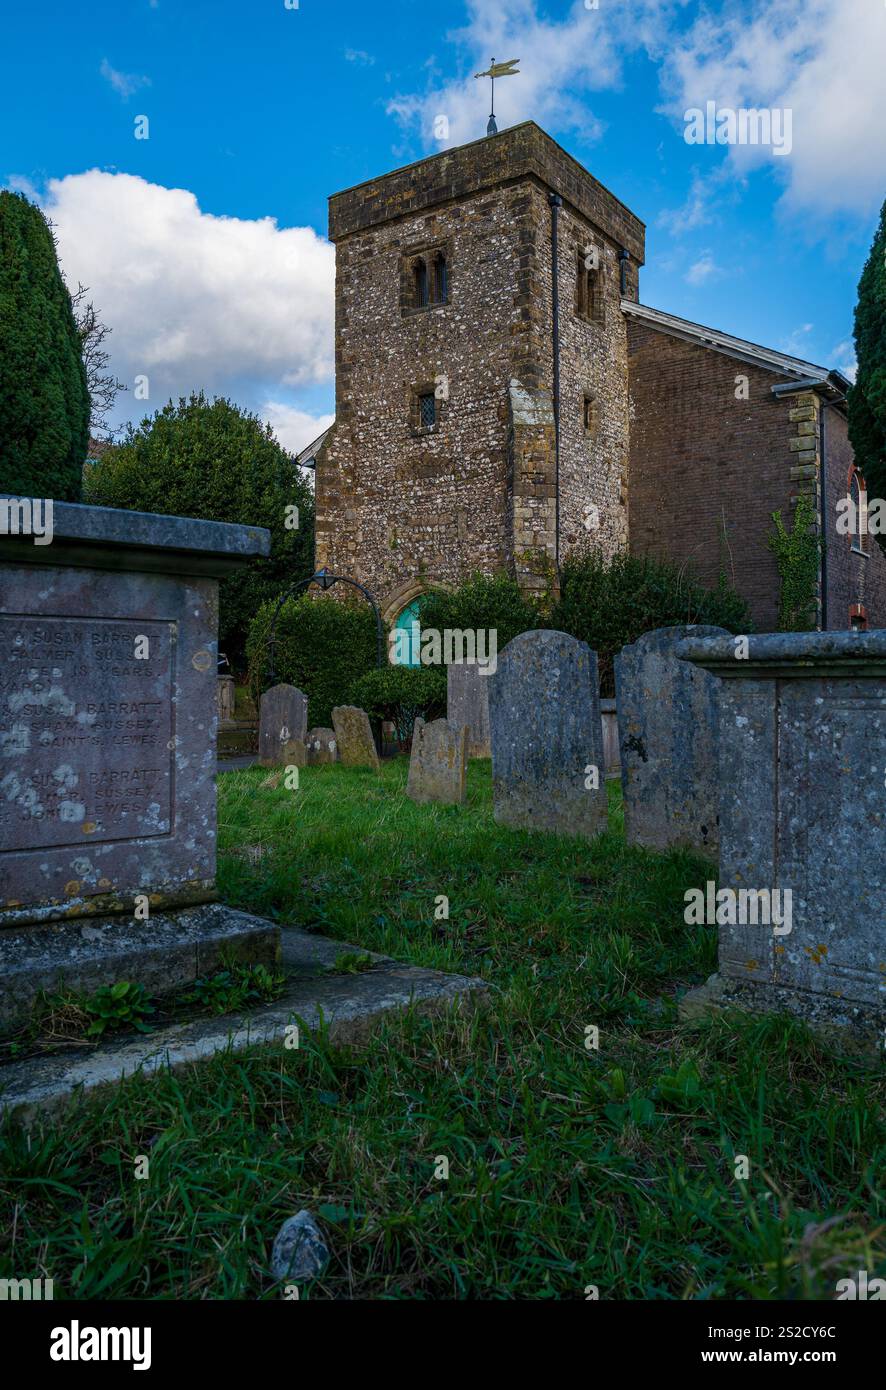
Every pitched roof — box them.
[296,427,332,468]
[622,300,851,397]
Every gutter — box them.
[549,192,562,578]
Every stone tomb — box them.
[406,718,467,806]
[677,631,886,1044]
[331,706,380,771]
[0,500,279,1023]
[259,683,308,767]
[487,630,607,840]
[615,625,726,855]
[447,663,491,757]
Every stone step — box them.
[0,903,280,1032]
[0,931,487,1123]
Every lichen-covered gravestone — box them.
[259,684,308,767]
[447,664,491,757]
[331,706,380,771]
[306,727,338,765]
[487,630,607,839]
[615,625,727,855]
[677,630,886,1046]
[0,501,279,1030]
[406,718,467,805]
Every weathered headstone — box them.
[306,727,338,765]
[259,684,308,767]
[447,663,491,757]
[487,630,607,839]
[217,674,235,725]
[677,631,886,1045]
[0,500,279,1026]
[406,718,467,805]
[331,706,380,771]
[615,625,727,854]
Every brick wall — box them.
[627,320,797,632]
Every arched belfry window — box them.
[576,248,603,324]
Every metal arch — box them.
[266,568,385,687]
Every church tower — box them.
[315,122,645,631]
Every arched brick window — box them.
[847,463,869,556]
[849,603,868,630]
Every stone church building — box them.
[305,122,884,642]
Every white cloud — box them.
[262,402,334,456]
[40,170,335,431]
[657,0,886,222]
[345,49,375,67]
[385,0,677,152]
[100,58,151,101]
[684,252,721,285]
[830,339,857,384]
[389,0,884,225]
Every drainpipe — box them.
[549,192,562,577]
[819,388,847,631]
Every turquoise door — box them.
[391,599,423,666]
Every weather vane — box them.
[474,57,520,136]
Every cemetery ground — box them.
[1,759,883,1301]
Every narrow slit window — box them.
[414,258,429,308]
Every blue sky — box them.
[2,0,883,451]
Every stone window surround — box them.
[400,239,452,317]
[582,391,597,436]
[574,241,605,327]
[408,379,445,436]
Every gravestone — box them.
[447,663,491,757]
[677,630,886,1046]
[306,727,338,765]
[331,706,380,771]
[487,630,607,839]
[615,625,727,854]
[406,718,467,805]
[0,500,279,1025]
[259,684,308,768]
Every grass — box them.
[1,759,883,1300]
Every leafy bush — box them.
[415,572,540,652]
[0,190,90,501]
[82,392,314,663]
[247,593,380,728]
[349,665,446,742]
[551,544,751,694]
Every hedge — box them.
[246,594,380,729]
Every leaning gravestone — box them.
[259,683,308,767]
[615,625,727,855]
[447,664,491,757]
[306,727,338,765]
[406,718,467,806]
[0,500,279,1030]
[331,706,380,771]
[677,630,886,1046]
[487,630,607,839]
